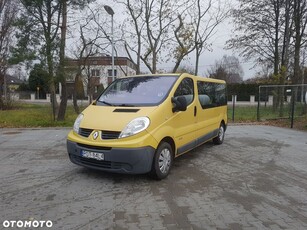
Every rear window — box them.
[98,76,178,106]
[197,81,227,108]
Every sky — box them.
[195,18,259,79]
[171,17,258,79]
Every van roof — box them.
[123,73,226,84]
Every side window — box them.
[197,81,226,109]
[174,78,194,105]
[215,84,227,106]
[197,81,211,108]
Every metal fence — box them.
[257,84,307,128]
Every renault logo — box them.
[93,131,99,140]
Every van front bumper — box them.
[67,140,155,174]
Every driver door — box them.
[171,77,197,155]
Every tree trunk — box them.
[47,45,57,121]
[57,0,68,121]
[172,56,183,73]
[136,40,141,74]
[195,48,200,76]
[293,0,304,85]
[279,0,291,117]
[0,75,3,109]
[73,74,80,114]
[152,52,157,74]
[272,0,280,115]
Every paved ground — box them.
[1,125,307,230]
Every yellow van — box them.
[67,73,227,179]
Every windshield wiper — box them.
[98,100,135,107]
[118,104,135,107]
[99,101,115,106]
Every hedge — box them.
[227,83,259,101]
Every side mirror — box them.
[172,96,187,112]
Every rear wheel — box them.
[150,142,173,180]
[213,123,225,145]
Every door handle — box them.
[194,106,197,116]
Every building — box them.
[4,74,24,92]
[65,54,137,99]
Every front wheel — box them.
[213,124,225,145]
[150,142,173,180]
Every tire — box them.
[213,123,225,145]
[150,142,173,180]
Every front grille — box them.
[70,155,132,171]
[78,128,120,140]
[101,130,121,140]
[79,128,93,137]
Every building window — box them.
[91,69,100,77]
[108,69,117,77]
[108,77,113,85]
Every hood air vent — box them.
[113,108,139,113]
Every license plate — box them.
[81,150,104,161]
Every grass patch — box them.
[228,104,307,131]
[0,103,82,128]
[258,103,306,120]
[228,106,257,122]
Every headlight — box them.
[119,117,150,138]
[73,113,84,134]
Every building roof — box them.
[5,75,24,85]
[65,55,137,71]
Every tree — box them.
[190,0,229,75]
[227,0,298,115]
[68,15,101,113]
[293,0,307,84]
[57,0,67,121]
[227,0,289,76]
[207,55,244,83]
[28,64,50,98]
[120,0,197,74]
[119,0,228,75]
[142,0,185,73]
[175,64,195,75]
[16,0,94,119]
[57,0,97,119]
[171,14,195,73]
[0,0,19,109]
[17,0,62,120]
[119,0,144,74]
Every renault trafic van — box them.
[67,73,227,179]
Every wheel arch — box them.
[159,136,176,156]
[221,119,227,131]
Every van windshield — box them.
[97,76,178,106]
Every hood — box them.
[80,105,158,132]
